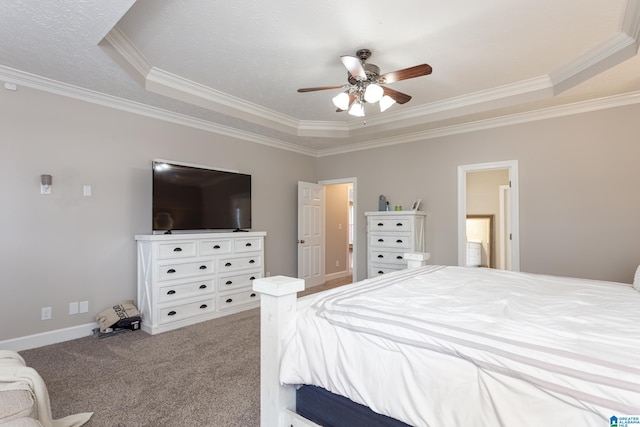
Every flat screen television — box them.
[152,160,251,232]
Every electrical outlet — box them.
[69,302,79,315]
[41,307,52,320]
[79,301,89,313]
[335,260,339,267]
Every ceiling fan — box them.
[297,49,432,117]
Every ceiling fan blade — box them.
[297,85,344,93]
[340,55,366,79]
[383,87,412,104]
[379,64,432,84]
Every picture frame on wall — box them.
[412,199,422,211]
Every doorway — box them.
[457,161,520,271]
[466,215,494,268]
[298,178,358,287]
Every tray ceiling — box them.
[1,0,640,155]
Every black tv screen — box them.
[152,161,251,232]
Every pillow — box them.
[634,265,640,291]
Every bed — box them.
[253,255,640,427]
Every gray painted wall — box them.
[3,84,640,343]
[318,105,640,284]
[0,86,316,341]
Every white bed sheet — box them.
[280,266,640,427]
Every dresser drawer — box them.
[368,265,404,277]
[199,239,233,255]
[158,260,214,281]
[219,289,260,311]
[368,216,412,232]
[370,250,407,265]
[218,254,262,272]
[234,237,263,253]
[158,279,215,302]
[369,233,412,249]
[158,241,197,259]
[218,270,262,291]
[158,297,216,324]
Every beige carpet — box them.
[19,276,351,427]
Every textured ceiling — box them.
[1,1,640,155]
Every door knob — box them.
[298,239,305,244]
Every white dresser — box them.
[135,232,265,334]
[365,211,427,278]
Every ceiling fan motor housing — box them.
[348,63,380,85]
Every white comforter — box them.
[280,266,640,427]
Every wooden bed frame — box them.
[252,253,430,427]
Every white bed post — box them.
[253,276,305,427]
[405,252,431,269]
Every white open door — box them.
[297,181,325,286]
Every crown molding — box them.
[550,32,637,94]
[104,26,302,136]
[3,65,640,159]
[297,120,350,137]
[102,25,152,78]
[352,75,554,134]
[316,90,640,157]
[623,0,640,42]
[0,66,316,157]
[145,67,301,135]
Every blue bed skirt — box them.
[296,385,412,427]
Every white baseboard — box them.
[0,322,99,352]
[324,270,351,282]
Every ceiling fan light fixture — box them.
[379,95,396,112]
[349,101,365,117]
[332,91,350,110]
[364,83,384,103]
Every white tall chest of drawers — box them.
[365,211,427,278]
[135,232,265,334]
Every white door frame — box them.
[498,184,511,270]
[457,160,520,271]
[319,177,358,283]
